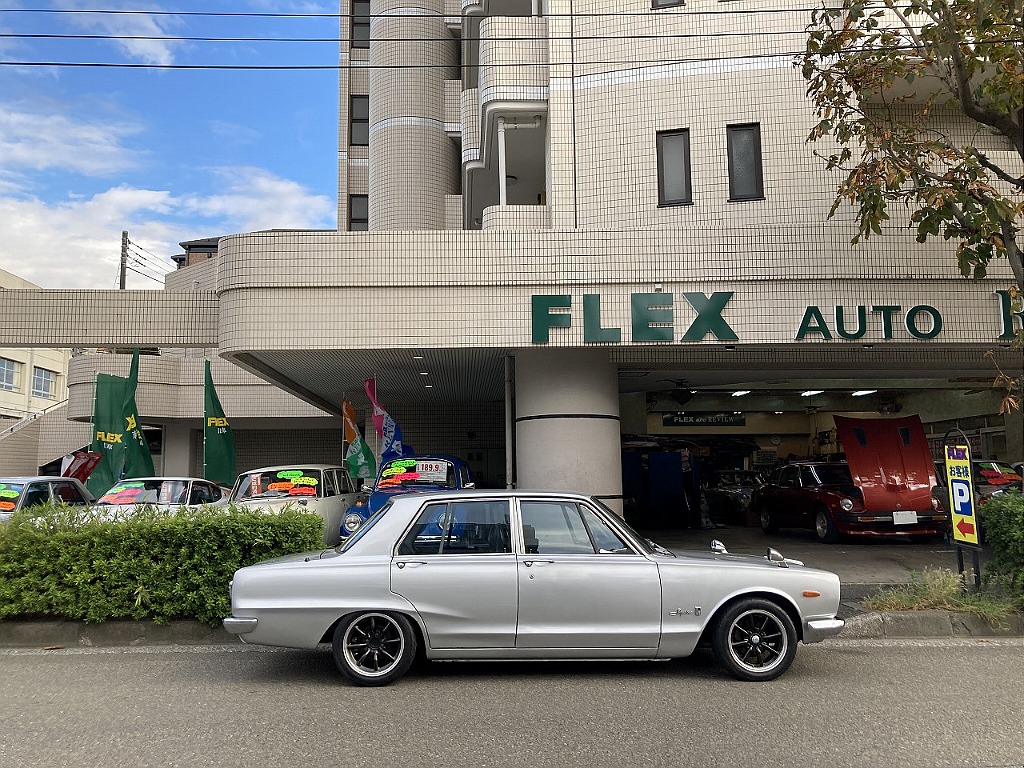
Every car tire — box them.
[711,598,798,682]
[759,505,778,534]
[331,611,417,686]
[814,507,840,544]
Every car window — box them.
[51,481,89,505]
[189,482,217,505]
[779,466,800,487]
[974,462,1021,485]
[397,500,512,555]
[800,466,817,487]
[579,503,631,553]
[519,500,596,555]
[378,459,455,490]
[20,483,50,508]
[323,470,338,497]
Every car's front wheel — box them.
[711,598,798,681]
[814,507,840,544]
[331,611,417,686]
[759,505,778,534]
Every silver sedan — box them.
[224,489,843,685]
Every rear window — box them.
[376,459,457,490]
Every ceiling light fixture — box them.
[731,390,751,397]
[419,372,429,376]
[851,389,877,397]
[801,390,824,397]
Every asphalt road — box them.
[3,639,1023,768]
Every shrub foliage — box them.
[0,503,324,626]
[980,491,1024,599]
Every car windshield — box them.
[376,459,456,490]
[232,469,324,501]
[813,464,854,485]
[97,479,187,505]
[0,482,26,513]
[974,462,1021,485]
[717,471,763,486]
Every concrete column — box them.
[368,0,458,230]
[161,423,195,477]
[514,348,623,514]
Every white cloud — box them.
[0,168,336,290]
[0,106,144,179]
[179,166,335,232]
[54,1,182,66]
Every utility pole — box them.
[119,230,128,290]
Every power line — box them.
[124,264,166,285]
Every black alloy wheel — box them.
[711,598,798,682]
[331,611,417,686]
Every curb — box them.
[2,610,1023,649]
[0,620,239,648]
[840,610,1024,639]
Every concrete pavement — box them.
[1,522,1020,648]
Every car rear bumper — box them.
[223,617,257,635]
[803,617,845,643]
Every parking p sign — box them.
[944,445,979,546]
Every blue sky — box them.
[0,1,340,289]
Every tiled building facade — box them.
[0,0,1020,499]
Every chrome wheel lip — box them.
[342,613,406,678]
[726,608,789,673]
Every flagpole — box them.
[202,358,208,480]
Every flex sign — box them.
[944,445,980,546]
[530,290,1023,344]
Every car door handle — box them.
[395,561,427,569]
[523,560,554,567]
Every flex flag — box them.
[122,349,155,480]
[944,444,979,545]
[86,373,128,496]
[204,359,237,487]
[363,378,405,461]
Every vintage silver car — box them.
[224,490,844,685]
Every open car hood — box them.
[834,415,937,513]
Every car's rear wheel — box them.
[711,598,798,681]
[332,611,417,686]
[814,507,840,544]
[759,505,778,534]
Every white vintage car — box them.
[224,489,844,685]
[93,477,230,518]
[229,464,366,546]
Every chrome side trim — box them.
[223,617,258,634]
[803,617,845,644]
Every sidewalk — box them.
[1,524,1020,648]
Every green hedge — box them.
[0,503,324,626]
[981,490,1024,600]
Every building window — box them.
[657,129,692,206]
[31,367,56,399]
[349,195,369,231]
[352,1,370,49]
[652,0,686,7]
[0,357,19,391]
[350,95,369,146]
[727,123,764,201]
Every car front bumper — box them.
[803,617,845,643]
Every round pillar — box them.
[368,0,458,230]
[515,349,623,514]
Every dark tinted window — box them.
[727,123,764,200]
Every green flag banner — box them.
[342,398,376,480]
[122,348,155,479]
[204,359,237,487]
[86,373,128,496]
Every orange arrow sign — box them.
[956,519,975,536]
